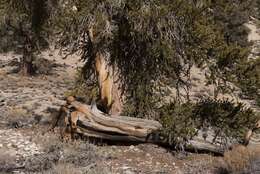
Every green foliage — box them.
[0,0,57,74]
[0,0,58,74]
[158,102,197,146]
[158,99,259,146]
[194,98,259,142]
[122,83,159,119]
[235,57,260,101]
[55,0,256,116]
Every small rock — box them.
[133,148,139,152]
[121,166,131,170]
[124,170,135,174]
[12,144,18,148]
[11,139,17,143]
[24,147,30,151]
[18,144,25,148]
[129,145,135,150]
[24,141,30,145]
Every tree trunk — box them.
[94,52,113,113]
[20,46,34,76]
[89,27,123,115]
[20,33,35,76]
[94,52,123,115]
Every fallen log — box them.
[186,139,225,155]
[56,97,254,155]
[67,100,161,138]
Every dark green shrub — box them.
[193,98,259,143]
[158,99,259,146]
[158,102,197,146]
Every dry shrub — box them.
[85,163,111,174]
[223,145,260,174]
[26,132,103,173]
[224,145,251,173]
[0,149,17,173]
[44,162,110,174]
[60,140,99,167]
[6,107,30,128]
[50,163,81,174]
[8,107,27,116]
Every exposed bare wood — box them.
[187,139,224,155]
[76,127,147,142]
[95,52,113,113]
[62,99,227,155]
[76,112,135,135]
[68,101,160,137]
[57,98,259,155]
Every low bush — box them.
[158,98,259,147]
[219,145,260,174]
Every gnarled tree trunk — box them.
[89,27,123,115]
[55,97,226,155]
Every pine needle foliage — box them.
[159,99,259,146]
[56,0,252,116]
[0,0,55,74]
[55,0,255,115]
[0,0,52,51]
[53,0,259,145]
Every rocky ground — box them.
[0,49,260,174]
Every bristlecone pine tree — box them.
[55,0,254,111]
[53,0,259,146]
[0,0,53,75]
[0,0,258,149]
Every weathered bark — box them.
[67,100,161,137]
[21,57,34,75]
[94,52,113,113]
[50,97,260,156]
[88,27,123,115]
[54,97,226,155]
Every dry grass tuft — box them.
[0,149,17,173]
[223,145,260,174]
[50,163,81,174]
[6,107,30,128]
[7,107,28,119]
[224,145,251,173]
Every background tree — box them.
[0,0,54,75]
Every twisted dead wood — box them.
[54,97,260,156]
